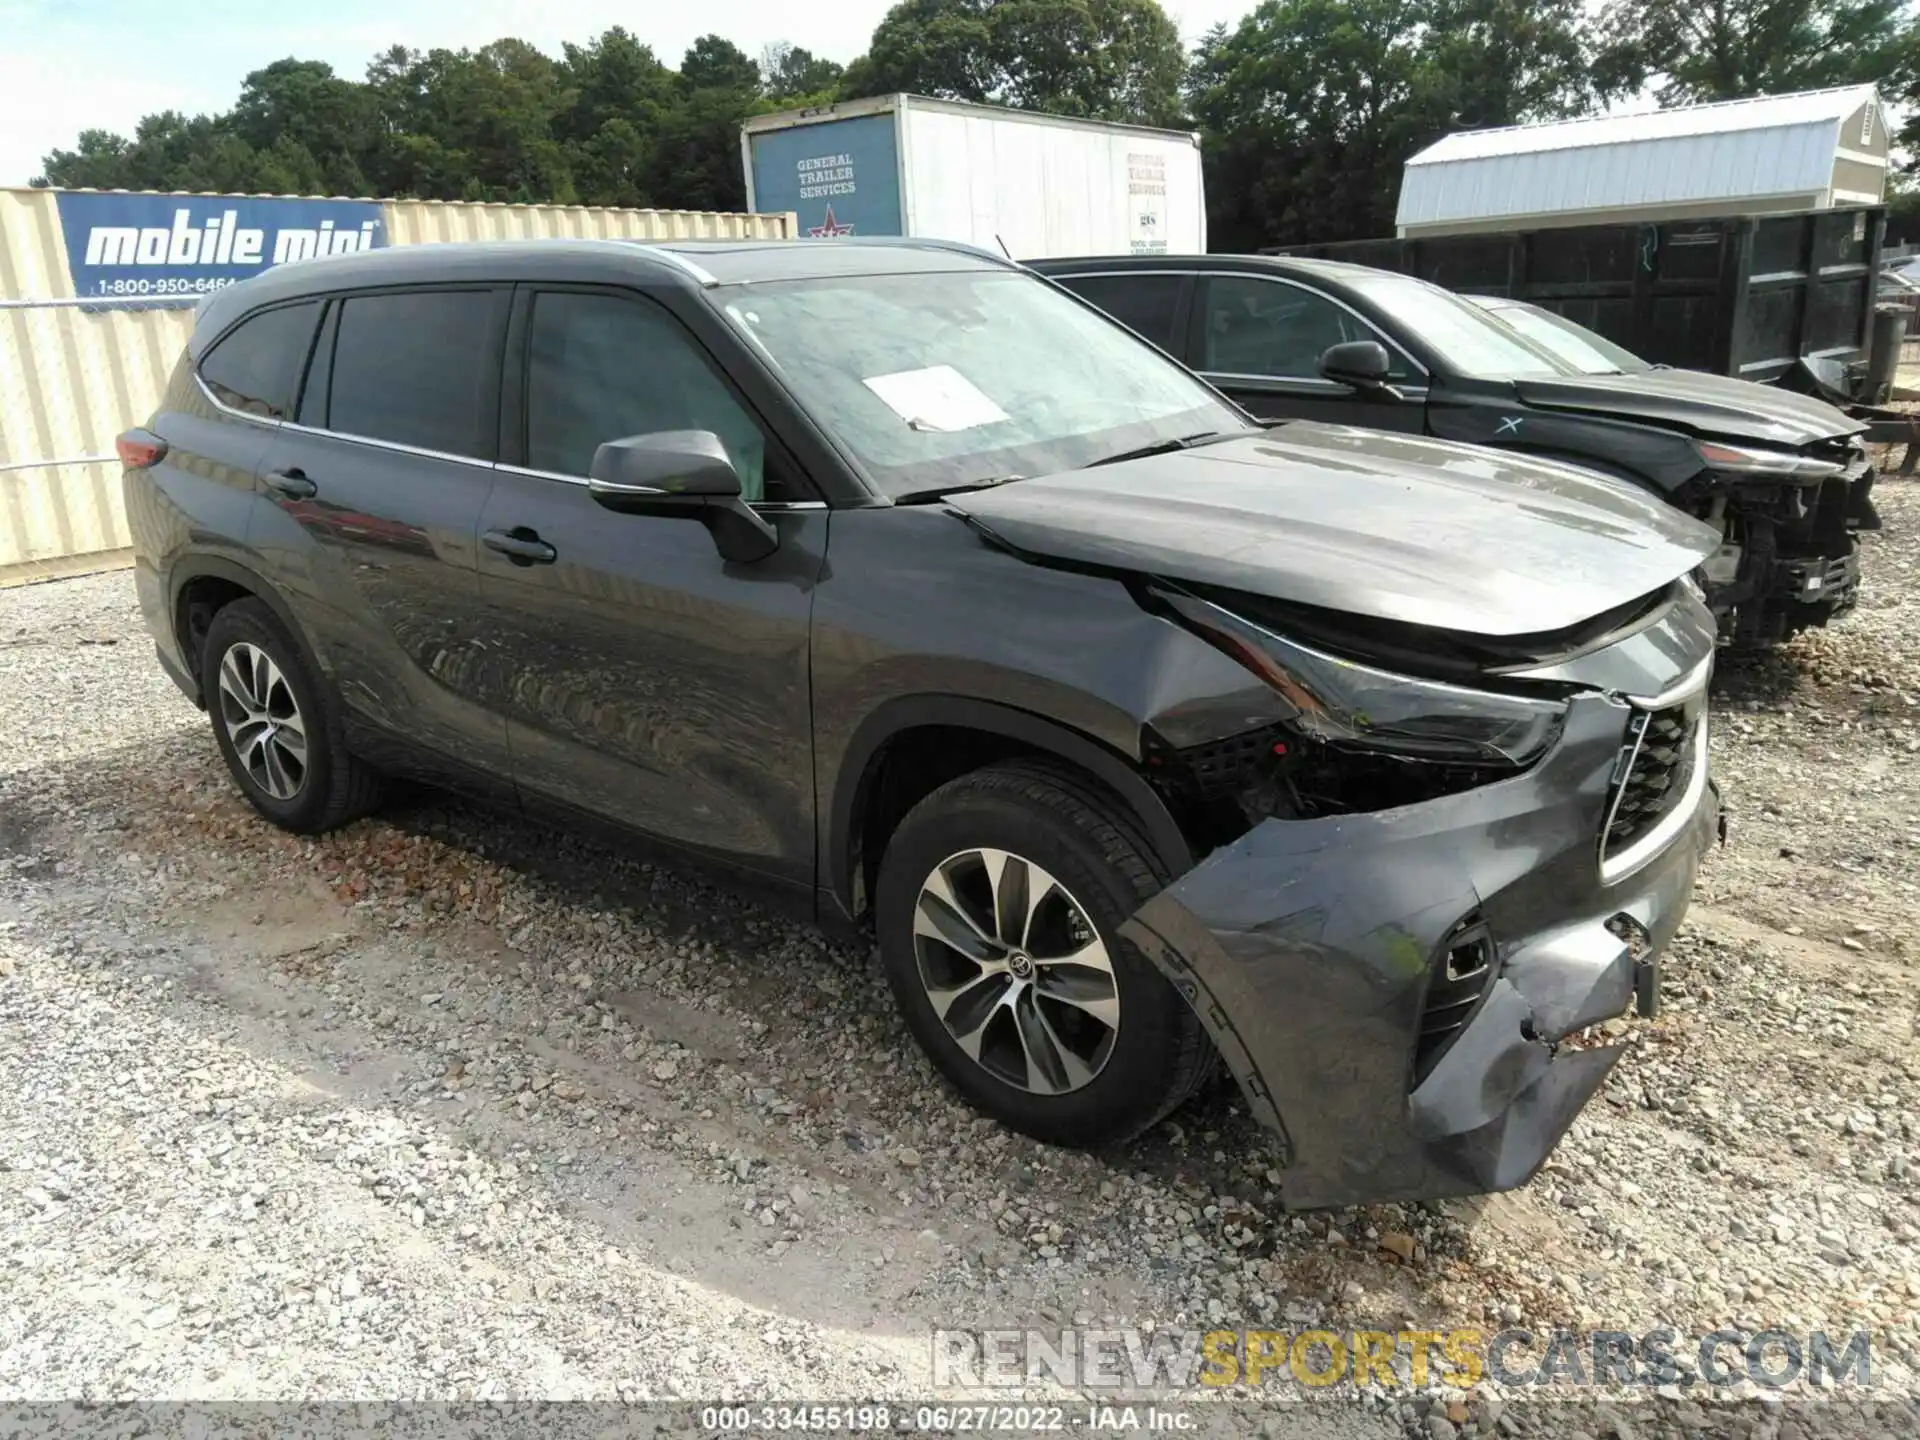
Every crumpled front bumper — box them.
[1119,692,1719,1210]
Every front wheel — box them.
[874,762,1211,1148]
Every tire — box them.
[874,760,1212,1148]
[199,598,379,834]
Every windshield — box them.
[1469,298,1650,376]
[717,269,1249,497]
[1337,271,1569,379]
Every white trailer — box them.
[740,94,1205,259]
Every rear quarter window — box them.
[198,302,321,419]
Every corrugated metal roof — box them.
[1397,86,1884,229]
[1408,86,1880,164]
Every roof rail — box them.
[880,236,1020,267]
[626,243,720,286]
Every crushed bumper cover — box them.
[1120,693,1719,1210]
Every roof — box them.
[740,93,1200,144]
[1026,253,1395,282]
[187,237,1013,348]
[657,236,1013,282]
[1398,85,1884,229]
[1407,86,1881,165]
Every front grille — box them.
[1602,702,1700,859]
[1412,916,1495,1086]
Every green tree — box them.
[1190,0,1610,250]
[229,58,380,193]
[762,43,846,102]
[554,28,679,204]
[1421,0,1610,128]
[862,0,1185,122]
[994,0,1186,120]
[866,0,999,101]
[35,130,137,189]
[37,110,266,192]
[643,37,773,213]
[680,35,762,93]
[1598,0,1914,103]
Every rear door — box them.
[246,285,517,796]
[474,285,826,890]
[1190,273,1428,432]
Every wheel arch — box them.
[167,554,328,701]
[826,695,1193,925]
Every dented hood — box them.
[1512,368,1864,447]
[946,423,1719,638]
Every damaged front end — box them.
[1119,584,1720,1210]
[1686,436,1867,649]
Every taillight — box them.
[116,432,166,469]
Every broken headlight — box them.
[1694,439,1843,479]
[1155,588,1567,768]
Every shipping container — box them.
[0,188,796,582]
[740,94,1205,260]
[1274,205,1887,391]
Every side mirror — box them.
[589,430,743,499]
[1319,340,1393,391]
[587,430,778,565]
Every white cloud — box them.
[0,54,217,186]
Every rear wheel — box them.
[200,599,378,833]
[875,762,1211,1148]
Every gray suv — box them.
[119,238,1721,1207]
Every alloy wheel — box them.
[216,642,308,801]
[911,847,1121,1095]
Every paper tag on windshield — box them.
[862,365,1009,433]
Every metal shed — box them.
[1397,85,1889,239]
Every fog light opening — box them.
[1411,913,1498,1089]
[1606,912,1652,959]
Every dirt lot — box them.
[5,475,1920,1438]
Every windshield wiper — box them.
[1085,430,1240,468]
[892,475,1026,506]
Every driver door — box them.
[1190,274,1428,432]
[474,285,828,892]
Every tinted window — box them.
[1201,276,1398,379]
[199,302,319,419]
[327,291,498,458]
[1058,274,1184,351]
[525,291,777,502]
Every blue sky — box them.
[0,0,1256,187]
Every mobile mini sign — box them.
[55,192,386,299]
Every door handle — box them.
[482,527,557,565]
[264,467,317,499]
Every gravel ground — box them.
[4,474,1920,1438]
